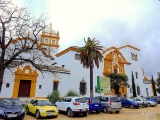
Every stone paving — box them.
[24,105,160,120]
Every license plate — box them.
[8,114,17,118]
[81,109,86,111]
[95,105,99,106]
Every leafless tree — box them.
[0,0,50,91]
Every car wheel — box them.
[53,115,58,118]
[67,108,74,117]
[35,110,41,119]
[130,105,134,109]
[26,107,30,115]
[103,107,109,113]
[148,103,151,107]
[83,112,88,116]
[96,110,100,113]
[116,111,120,114]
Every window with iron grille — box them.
[80,82,86,95]
[53,82,59,91]
[75,54,80,60]
[6,83,10,88]
[137,85,141,95]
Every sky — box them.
[12,0,160,79]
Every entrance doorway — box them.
[18,80,31,97]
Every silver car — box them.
[96,95,122,113]
[131,97,148,107]
[145,98,157,107]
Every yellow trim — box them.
[53,79,60,82]
[56,47,78,57]
[12,66,39,98]
[118,44,140,51]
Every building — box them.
[0,25,155,98]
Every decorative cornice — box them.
[56,46,78,57]
[118,44,140,51]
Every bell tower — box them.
[41,23,60,56]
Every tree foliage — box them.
[78,37,105,97]
[151,75,157,96]
[47,91,60,104]
[131,71,137,97]
[156,72,160,94]
[65,90,79,97]
[107,73,129,94]
[0,0,49,91]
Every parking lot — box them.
[24,104,160,120]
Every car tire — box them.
[83,112,88,116]
[148,103,151,107]
[35,110,41,119]
[26,107,30,115]
[67,108,74,117]
[116,111,120,114]
[53,115,58,118]
[130,105,134,109]
[103,107,109,113]
[96,110,100,113]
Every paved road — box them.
[24,105,160,120]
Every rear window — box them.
[110,97,121,102]
[75,98,87,103]
[91,98,100,103]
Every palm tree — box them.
[78,37,104,97]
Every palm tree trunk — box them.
[90,62,93,97]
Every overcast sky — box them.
[12,0,160,79]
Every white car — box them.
[55,96,89,117]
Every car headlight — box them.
[20,109,25,114]
[40,108,44,112]
[56,107,58,111]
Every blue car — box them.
[120,98,139,109]
[84,97,102,113]
[0,98,25,120]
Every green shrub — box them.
[66,90,79,96]
[47,91,60,104]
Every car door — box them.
[125,99,130,107]
[62,98,72,111]
[120,98,125,107]
[56,98,65,111]
[30,100,38,114]
[27,99,35,113]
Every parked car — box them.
[120,98,139,109]
[96,95,122,113]
[131,97,148,107]
[26,98,58,119]
[83,97,102,113]
[55,96,89,117]
[0,98,25,120]
[154,96,160,104]
[145,98,157,107]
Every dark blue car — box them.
[84,97,102,113]
[0,98,25,120]
[120,98,139,109]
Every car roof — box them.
[64,96,81,99]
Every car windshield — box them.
[142,98,147,101]
[1,99,22,106]
[37,100,52,106]
[110,97,121,102]
[126,98,134,101]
